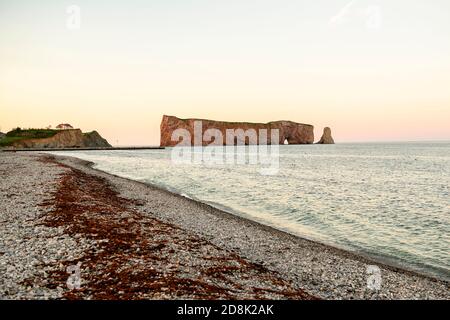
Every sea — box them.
[49,142,450,281]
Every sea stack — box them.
[317,127,335,144]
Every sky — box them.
[1,0,450,145]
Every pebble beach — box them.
[0,152,448,300]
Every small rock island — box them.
[317,127,335,144]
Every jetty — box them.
[1,146,165,152]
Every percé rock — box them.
[317,127,335,144]
[160,115,314,147]
[11,129,112,149]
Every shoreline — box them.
[66,153,449,283]
[86,158,449,283]
[151,186,449,283]
[49,153,450,298]
[1,152,448,299]
[2,146,164,152]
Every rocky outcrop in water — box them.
[10,129,111,149]
[160,115,314,147]
[317,127,335,144]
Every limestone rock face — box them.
[160,115,314,147]
[11,129,111,148]
[317,127,335,144]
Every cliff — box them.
[8,129,112,149]
[160,115,314,147]
[317,127,335,144]
[82,131,112,148]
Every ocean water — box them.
[50,142,450,280]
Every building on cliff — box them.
[56,123,74,130]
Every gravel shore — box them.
[0,152,449,299]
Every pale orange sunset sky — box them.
[1,0,450,145]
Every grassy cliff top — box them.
[0,128,59,147]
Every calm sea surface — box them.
[50,142,450,280]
